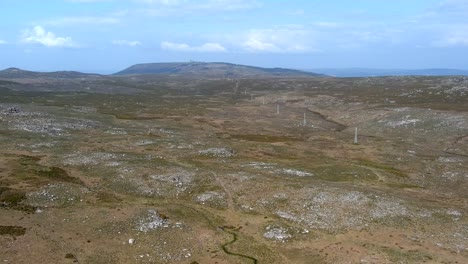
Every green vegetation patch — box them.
[380,246,434,263]
[230,134,302,143]
[385,182,420,189]
[35,167,82,184]
[96,191,122,203]
[0,187,36,213]
[113,113,164,120]
[0,225,27,237]
[19,155,41,165]
[356,159,407,178]
[0,186,11,196]
[10,155,83,186]
[314,165,378,182]
[0,188,26,205]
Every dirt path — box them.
[207,170,234,210]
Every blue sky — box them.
[0,0,467,73]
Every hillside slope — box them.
[0,68,101,79]
[115,62,324,78]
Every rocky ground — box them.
[0,75,467,263]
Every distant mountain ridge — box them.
[307,68,468,77]
[4,65,467,79]
[0,67,101,79]
[114,62,324,78]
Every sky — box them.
[0,0,467,73]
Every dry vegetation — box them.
[0,74,467,263]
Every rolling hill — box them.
[114,62,324,78]
[0,68,101,79]
[307,68,468,77]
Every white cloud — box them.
[161,41,226,52]
[243,37,280,52]
[66,0,112,2]
[350,31,384,43]
[193,0,261,11]
[438,0,468,13]
[43,16,119,26]
[112,40,142,46]
[288,9,305,16]
[21,26,75,47]
[419,0,468,22]
[433,26,468,47]
[140,0,260,15]
[312,22,340,28]
[443,36,468,46]
[238,27,316,53]
[139,0,181,5]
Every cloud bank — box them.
[112,40,142,47]
[161,41,226,52]
[22,26,74,47]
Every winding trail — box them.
[174,203,259,264]
[204,169,259,263]
[170,162,258,263]
[221,227,258,264]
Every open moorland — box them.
[0,65,467,263]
